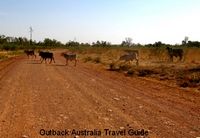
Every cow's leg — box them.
[49,58,52,64]
[53,57,55,63]
[41,58,44,63]
[45,58,47,64]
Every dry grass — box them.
[176,67,200,88]
[77,47,200,89]
[0,51,9,60]
[0,50,23,61]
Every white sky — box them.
[0,0,200,44]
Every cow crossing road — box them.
[0,50,199,138]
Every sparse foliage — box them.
[182,36,189,45]
[121,37,133,47]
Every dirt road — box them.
[0,50,199,138]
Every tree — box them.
[121,37,133,47]
[66,41,80,47]
[182,36,189,45]
[187,41,200,47]
[92,40,111,47]
[153,41,162,47]
[0,35,7,44]
[43,38,52,46]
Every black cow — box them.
[61,52,77,66]
[166,47,183,62]
[24,50,36,59]
[39,51,55,64]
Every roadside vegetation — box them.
[79,47,200,90]
[0,34,200,89]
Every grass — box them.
[83,56,93,62]
[83,56,101,64]
[75,47,200,89]
[0,54,8,60]
[0,50,23,61]
[177,67,200,88]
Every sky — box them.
[0,0,200,44]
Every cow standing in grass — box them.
[39,51,55,64]
[119,50,139,66]
[24,50,36,59]
[61,52,77,66]
[166,47,183,62]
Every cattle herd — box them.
[24,47,184,66]
[117,47,184,66]
[24,50,77,66]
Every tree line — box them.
[0,35,200,51]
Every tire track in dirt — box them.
[51,60,199,138]
[0,51,199,138]
[53,53,200,138]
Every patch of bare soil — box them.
[0,50,199,138]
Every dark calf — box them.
[166,47,183,62]
[24,50,36,59]
[39,51,55,64]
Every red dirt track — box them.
[0,50,199,138]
